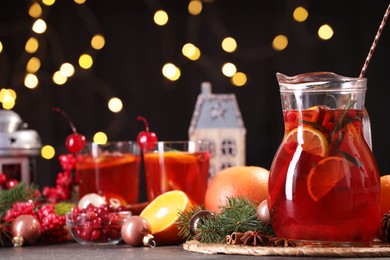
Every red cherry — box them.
[53,107,86,153]
[136,116,158,150]
[66,133,86,153]
[6,179,18,189]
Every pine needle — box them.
[176,196,274,244]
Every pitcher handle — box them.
[362,107,373,151]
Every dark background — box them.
[1,0,390,192]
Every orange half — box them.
[284,126,329,157]
[307,156,348,202]
[139,190,192,245]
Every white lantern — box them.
[0,110,41,184]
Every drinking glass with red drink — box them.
[76,141,141,205]
[143,141,210,206]
[268,72,381,246]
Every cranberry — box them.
[91,229,102,241]
[70,202,129,243]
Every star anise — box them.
[268,236,296,247]
[239,230,296,247]
[240,230,269,246]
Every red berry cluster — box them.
[37,204,68,243]
[43,154,77,203]
[67,204,129,243]
[43,107,86,203]
[2,201,68,244]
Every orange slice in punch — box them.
[140,190,192,245]
[284,126,329,157]
[307,156,348,202]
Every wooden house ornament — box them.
[189,82,246,179]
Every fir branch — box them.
[0,183,38,219]
[176,205,204,240]
[177,197,274,244]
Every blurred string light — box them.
[293,6,309,22]
[221,37,237,53]
[222,63,237,77]
[182,43,201,60]
[272,35,289,51]
[162,63,181,81]
[188,0,203,15]
[318,24,334,40]
[93,132,108,145]
[154,10,169,26]
[0,0,106,160]
[108,97,123,113]
[41,145,55,160]
[149,1,333,88]
[0,0,105,111]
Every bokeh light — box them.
[108,97,123,113]
[93,132,108,145]
[26,57,41,73]
[41,145,56,159]
[154,10,168,26]
[188,0,203,15]
[24,73,39,89]
[231,72,247,87]
[0,89,16,109]
[182,43,201,60]
[293,6,309,22]
[52,71,67,85]
[25,37,39,53]
[318,24,334,40]
[42,0,55,6]
[29,2,42,18]
[79,54,93,69]
[91,34,105,50]
[272,34,288,51]
[162,63,181,81]
[60,63,75,77]
[222,62,237,77]
[0,41,2,53]
[74,0,86,4]
[32,19,47,34]
[221,37,237,53]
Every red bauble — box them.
[11,215,42,246]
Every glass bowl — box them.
[66,209,131,245]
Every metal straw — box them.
[359,2,390,78]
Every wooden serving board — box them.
[183,240,390,257]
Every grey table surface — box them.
[1,241,389,260]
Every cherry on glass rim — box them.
[136,116,158,150]
[52,107,86,153]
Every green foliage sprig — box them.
[177,197,274,244]
[0,183,39,220]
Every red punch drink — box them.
[269,72,381,246]
[143,141,210,206]
[76,142,141,205]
